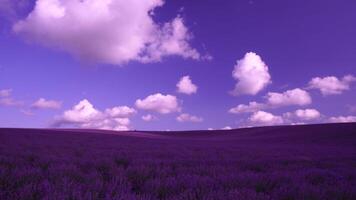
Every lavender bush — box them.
[0,123,355,200]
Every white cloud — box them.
[283,109,320,124]
[176,113,203,123]
[0,89,12,97]
[176,75,197,95]
[53,99,135,131]
[248,111,284,126]
[13,0,200,65]
[329,116,356,123]
[140,17,201,62]
[114,117,130,126]
[229,101,265,114]
[266,88,312,107]
[294,109,320,121]
[105,106,136,118]
[290,122,306,125]
[60,99,102,124]
[31,98,62,109]
[222,126,232,130]
[231,52,271,95]
[229,88,312,115]
[135,93,180,114]
[142,114,156,122]
[308,75,356,95]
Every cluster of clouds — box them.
[1,1,355,130]
[228,52,356,128]
[2,50,356,130]
[0,88,62,116]
[0,71,204,131]
[134,75,202,121]
[239,108,323,127]
[53,99,136,131]
[246,108,322,127]
[329,116,356,123]
[248,111,284,126]
[293,109,321,121]
[266,88,311,107]
[12,0,204,65]
[229,88,312,114]
[308,75,356,95]
[52,74,203,130]
[230,52,356,98]
[132,75,201,123]
[1,0,206,130]
[135,93,181,114]
[177,113,203,123]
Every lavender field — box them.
[0,123,355,200]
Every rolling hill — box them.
[0,123,355,199]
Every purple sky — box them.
[0,0,355,131]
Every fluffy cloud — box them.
[222,126,232,130]
[231,52,271,95]
[176,75,197,95]
[60,99,103,124]
[329,116,356,123]
[266,88,312,107]
[142,114,156,122]
[229,101,265,114]
[308,75,356,95]
[176,113,203,123]
[229,88,312,115]
[13,0,200,65]
[282,109,320,124]
[294,109,320,121]
[248,111,284,126]
[290,122,306,125]
[53,99,135,131]
[140,17,201,62]
[31,98,62,109]
[105,106,136,118]
[135,93,180,114]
